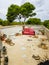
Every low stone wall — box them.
[0,25,49,40]
[43,26,49,40]
[25,25,43,30]
[31,25,49,40]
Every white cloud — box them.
[0,9,7,15]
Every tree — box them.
[47,24,49,29]
[6,4,20,22]
[26,18,41,25]
[43,20,49,29]
[6,2,36,24]
[0,19,3,25]
[20,2,36,23]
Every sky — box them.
[0,0,49,21]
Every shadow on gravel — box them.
[38,60,49,65]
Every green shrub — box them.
[43,20,49,29]
[2,20,10,26]
[0,19,3,25]
[47,24,49,29]
[26,18,42,25]
[10,22,17,25]
[10,21,24,25]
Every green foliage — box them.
[10,22,17,25]
[6,2,36,23]
[0,19,10,26]
[0,19,3,25]
[2,20,10,26]
[10,21,24,25]
[6,4,20,22]
[20,2,35,14]
[26,18,41,25]
[20,2,36,22]
[43,20,49,29]
[47,24,49,29]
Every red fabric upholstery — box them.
[22,28,35,35]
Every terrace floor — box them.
[0,26,49,65]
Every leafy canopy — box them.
[7,4,20,22]
[20,2,36,18]
[26,18,41,25]
[6,2,36,22]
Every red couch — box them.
[22,28,35,35]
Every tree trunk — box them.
[24,17,26,26]
[18,15,22,25]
